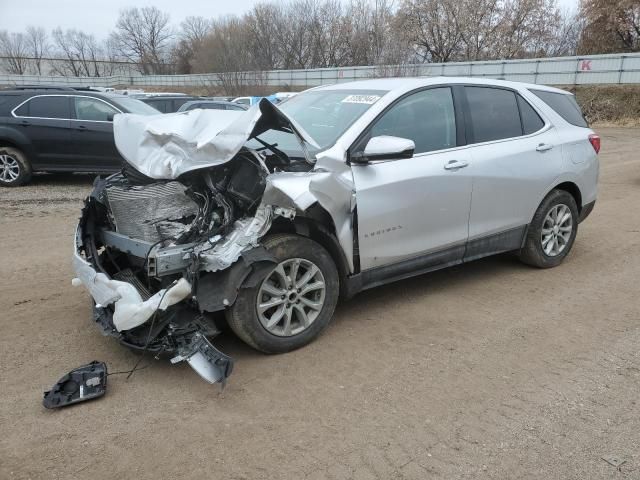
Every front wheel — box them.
[226,234,339,353]
[0,147,32,187]
[519,189,579,268]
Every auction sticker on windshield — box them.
[341,94,381,104]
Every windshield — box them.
[113,97,161,115]
[252,89,387,156]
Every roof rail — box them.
[9,84,76,91]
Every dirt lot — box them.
[1,127,639,479]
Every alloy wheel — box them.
[541,203,573,256]
[0,154,20,183]
[256,258,326,337]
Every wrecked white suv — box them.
[73,78,599,384]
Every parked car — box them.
[0,86,160,186]
[140,95,202,113]
[231,96,254,106]
[177,100,249,112]
[72,77,599,384]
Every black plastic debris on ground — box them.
[43,361,107,409]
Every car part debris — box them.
[170,333,233,385]
[43,361,107,409]
[602,455,626,470]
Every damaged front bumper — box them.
[72,215,234,385]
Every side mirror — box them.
[106,113,115,122]
[352,135,415,163]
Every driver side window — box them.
[369,87,456,155]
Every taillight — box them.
[589,134,601,154]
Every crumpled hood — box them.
[114,98,319,180]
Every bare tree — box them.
[25,26,48,74]
[493,0,562,59]
[51,28,103,77]
[111,7,173,74]
[579,0,640,54]
[171,16,212,73]
[546,10,584,57]
[0,31,29,74]
[245,3,286,69]
[398,0,464,62]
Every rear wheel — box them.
[0,147,32,187]
[519,189,579,268]
[226,234,339,353]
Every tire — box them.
[519,189,579,268]
[226,234,340,354]
[0,147,32,187]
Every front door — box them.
[70,96,122,171]
[351,87,473,271]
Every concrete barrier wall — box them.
[1,53,639,89]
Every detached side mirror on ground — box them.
[352,135,415,163]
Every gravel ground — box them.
[1,127,639,479]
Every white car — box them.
[72,77,599,384]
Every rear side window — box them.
[517,95,545,134]
[15,96,70,119]
[530,90,587,127]
[465,87,522,142]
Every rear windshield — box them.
[530,90,588,127]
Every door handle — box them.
[76,125,88,132]
[20,120,31,127]
[443,159,469,170]
[536,143,554,152]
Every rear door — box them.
[463,86,565,259]
[351,86,473,270]
[70,96,122,171]
[9,95,72,169]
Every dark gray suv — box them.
[0,86,159,186]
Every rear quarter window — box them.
[530,90,588,127]
[517,95,545,134]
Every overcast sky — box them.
[0,0,580,39]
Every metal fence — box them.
[1,52,639,89]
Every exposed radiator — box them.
[112,268,152,300]
[106,182,198,243]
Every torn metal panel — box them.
[262,172,319,211]
[308,172,356,273]
[197,204,286,272]
[261,152,356,273]
[114,99,319,180]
